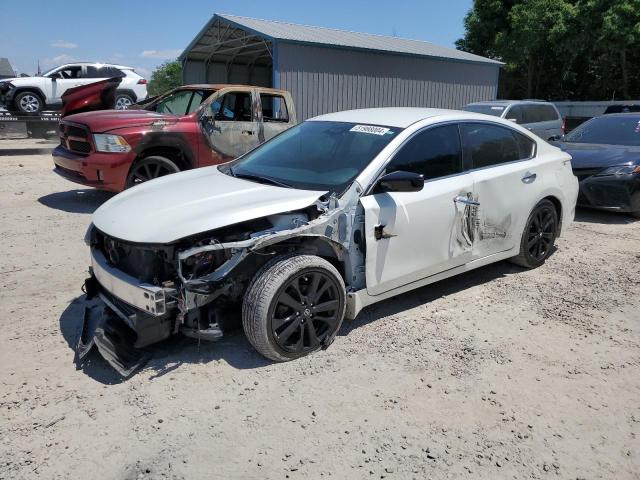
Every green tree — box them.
[457,0,640,100]
[147,60,183,96]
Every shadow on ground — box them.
[58,259,523,384]
[574,207,638,224]
[340,259,521,336]
[38,189,114,214]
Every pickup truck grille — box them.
[59,121,92,155]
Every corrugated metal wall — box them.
[276,43,499,121]
[183,60,271,87]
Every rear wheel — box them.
[114,93,134,110]
[15,91,43,114]
[242,254,346,362]
[125,156,181,188]
[510,199,558,268]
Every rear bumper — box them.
[52,144,134,192]
[577,174,640,213]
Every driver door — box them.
[50,65,84,103]
[201,89,261,158]
[361,124,475,296]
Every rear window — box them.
[463,104,505,117]
[522,104,559,123]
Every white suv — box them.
[0,62,148,113]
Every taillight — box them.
[137,79,147,85]
[561,117,566,135]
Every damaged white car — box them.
[79,108,578,375]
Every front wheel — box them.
[242,254,346,362]
[510,199,558,268]
[125,156,181,188]
[14,91,43,114]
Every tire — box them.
[242,254,346,362]
[510,199,559,268]
[125,156,181,188]
[14,91,43,114]
[114,93,134,110]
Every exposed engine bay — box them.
[77,185,366,376]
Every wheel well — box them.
[135,147,191,171]
[542,195,563,234]
[14,88,45,102]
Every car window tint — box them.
[85,66,99,78]
[58,66,82,79]
[461,123,522,168]
[386,124,462,180]
[213,92,253,121]
[155,91,193,115]
[260,94,289,122]
[506,105,524,124]
[514,131,536,158]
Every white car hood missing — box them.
[92,166,326,243]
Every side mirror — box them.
[548,135,563,142]
[374,171,424,193]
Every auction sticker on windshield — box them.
[350,125,391,135]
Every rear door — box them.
[203,89,261,158]
[361,123,476,296]
[460,122,539,259]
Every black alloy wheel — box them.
[511,199,558,268]
[526,205,556,261]
[242,254,346,362]
[270,270,342,354]
[125,156,180,188]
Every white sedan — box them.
[80,108,578,374]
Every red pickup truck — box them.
[52,84,296,192]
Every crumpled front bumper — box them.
[578,174,640,212]
[75,249,178,376]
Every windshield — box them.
[224,121,402,193]
[564,115,640,146]
[462,104,506,117]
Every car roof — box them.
[176,84,289,94]
[56,62,135,70]
[595,112,640,119]
[466,99,554,106]
[310,107,494,128]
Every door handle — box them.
[374,224,396,241]
[521,172,537,184]
[454,195,480,206]
[241,130,254,135]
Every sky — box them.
[1,0,473,78]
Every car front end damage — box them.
[77,185,366,376]
[573,165,640,213]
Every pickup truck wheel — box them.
[125,156,181,188]
[115,93,134,110]
[15,91,43,114]
[510,199,558,268]
[243,254,346,362]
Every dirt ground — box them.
[0,141,639,480]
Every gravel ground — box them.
[1,143,639,480]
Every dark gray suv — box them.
[463,100,564,141]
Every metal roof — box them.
[180,14,503,66]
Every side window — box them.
[212,91,253,121]
[514,131,536,159]
[386,124,463,180]
[85,66,100,78]
[260,94,289,122]
[155,91,193,115]
[461,123,522,168]
[57,66,82,79]
[506,105,524,124]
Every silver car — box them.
[463,100,564,141]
